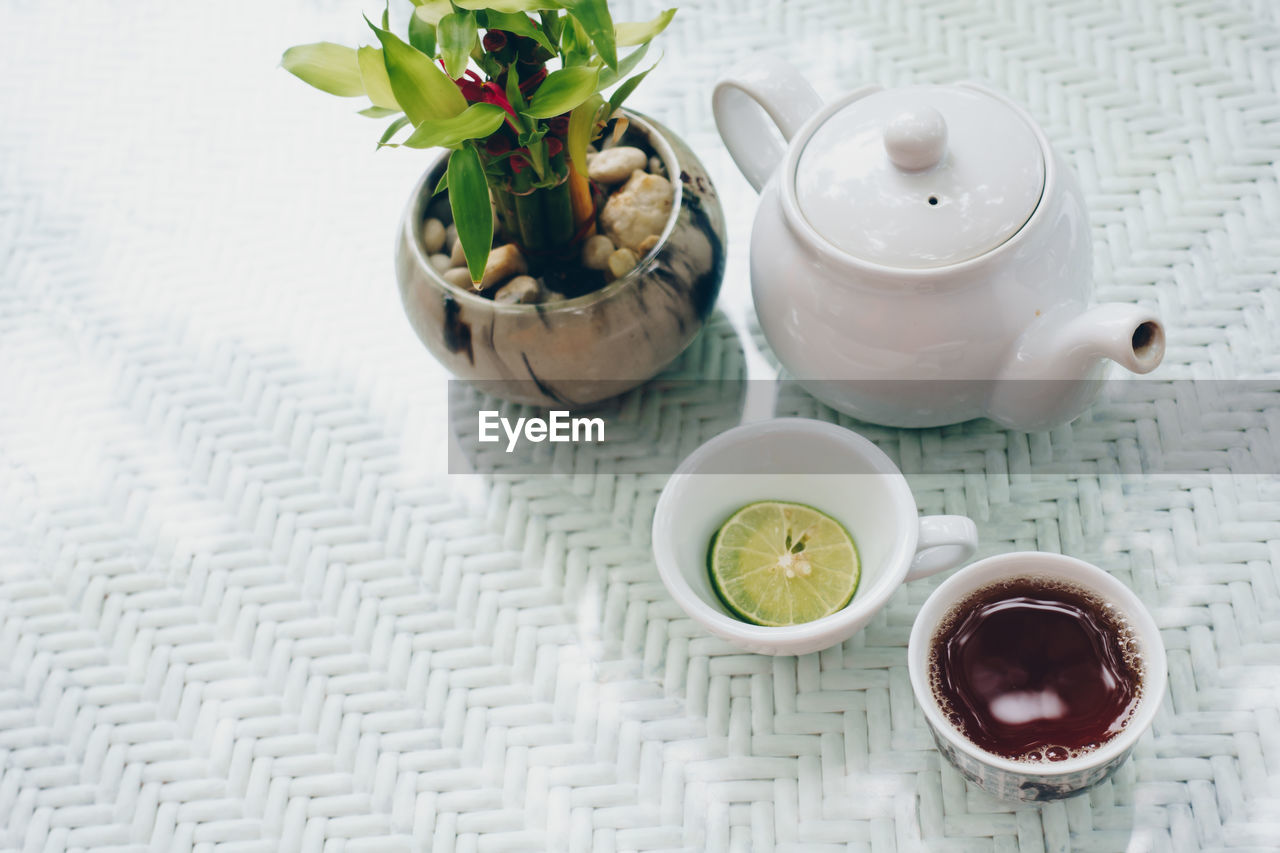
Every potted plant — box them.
[283,0,725,406]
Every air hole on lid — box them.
[928,196,938,205]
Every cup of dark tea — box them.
[907,552,1166,801]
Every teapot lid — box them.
[793,85,1044,268]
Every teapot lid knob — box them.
[884,107,947,171]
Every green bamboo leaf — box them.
[557,0,616,70]
[474,50,501,78]
[359,105,401,118]
[597,41,649,89]
[448,143,493,285]
[433,170,449,196]
[377,114,412,146]
[524,66,600,119]
[412,0,453,24]
[281,42,365,97]
[560,17,591,66]
[401,103,507,149]
[453,0,561,11]
[567,93,604,174]
[607,62,656,113]
[505,66,529,118]
[408,8,438,54]
[539,10,565,46]
[357,46,398,110]
[483,10,555,54]
[615,9,675,47]
[439,11,477,79]
[368,18,467,125]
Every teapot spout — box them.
[1075,303,1165,376]
[989,304,1165,430]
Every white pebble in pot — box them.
[607,247,639,280]
[581,234,615,270]
[422,218,447,254]
[600,171,673,252]
[493,275,542,304]
[479,244,528,290]
[442,268,472,289]
[588,146,648,185]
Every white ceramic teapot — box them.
[713,58,1165,430]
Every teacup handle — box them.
[905,516,978,582]
[712,56,822,192]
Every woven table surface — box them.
[3,0,1280,850]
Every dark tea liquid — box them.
[930,577,1143,763]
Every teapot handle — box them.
[712,56,823,192]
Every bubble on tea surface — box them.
[1014,743,1100,763]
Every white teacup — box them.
[651,418,977,656]
[907,552,1168,801]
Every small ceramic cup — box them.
[652,418,978,656]
[907,552,1167,801]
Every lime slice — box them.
[708,501,860,627]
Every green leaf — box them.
[516,123,547,148]
[567,93,604,174]
[524,65,600,119]
[483,10,555,54]
[281,42,365,97]
[597,40,649,89]
[433,170,449,196]
[453,0,561,11]
[439,10,477,79]
[607,62,655,113]
[408,8,438,54]
[560,17,591,66]
[448,143,493,285]
[378,114,412,146]
[357,46,398,110]
[473,48,501,77]
[359,105,401,118]
[401,103,507,149]
[507,70,527,109]
[557,0,616,70]
[412,0,453,24]
[615,9,675,47]
[539,10,565,46]
[368,18,467,125]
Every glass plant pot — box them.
[395,110,726,407]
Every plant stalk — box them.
[568,162,596,239]
[493,176,578,270]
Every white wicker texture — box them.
[1,0,1279,851]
